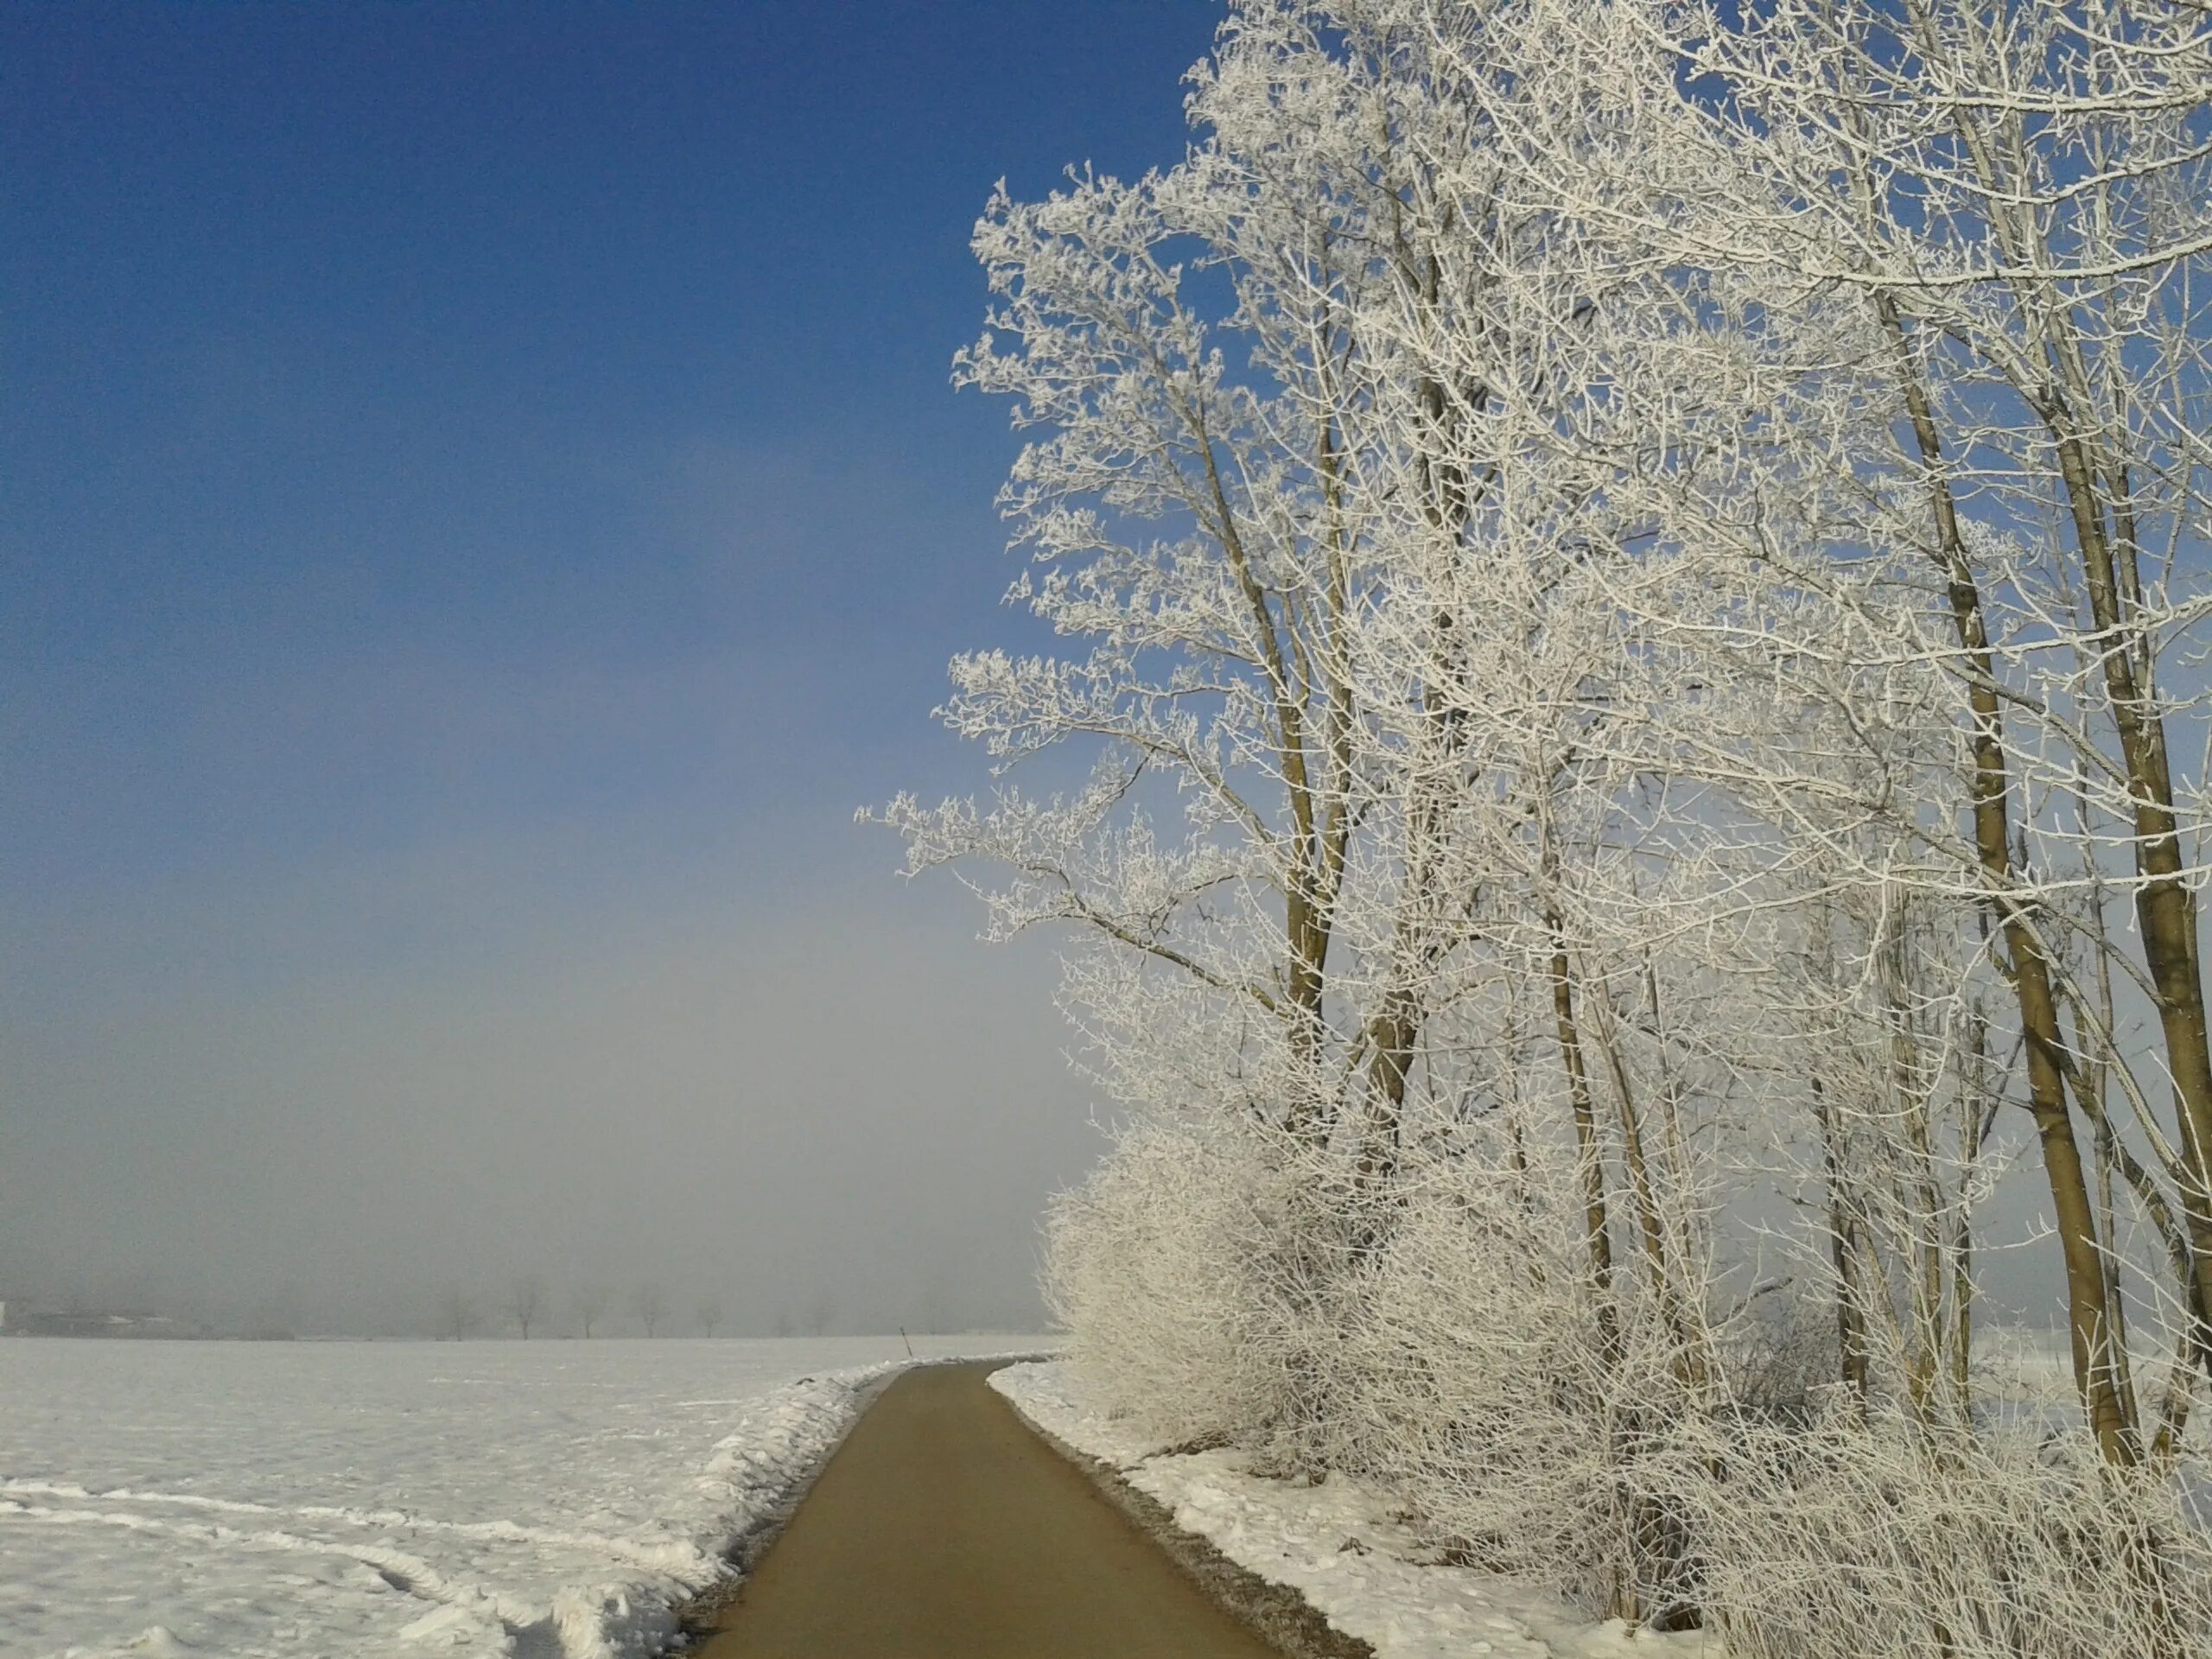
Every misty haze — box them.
[8,4,2212,1659]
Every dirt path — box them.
[696,1360,1284,1658]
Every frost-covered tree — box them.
[435,1286,480,1343]
[572,1283,610,1340]
[876,3,1468,1131]
[890,0,2212,1649]
[505,1274,544,1340]
[1488,0,2212,1467]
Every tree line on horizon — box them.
[424,1278,855,1341]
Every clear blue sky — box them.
[0,3,1224,1332]
[4,1,1208,915]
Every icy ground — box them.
[1,1335,1034,1659]
[991,1361,1724,1659]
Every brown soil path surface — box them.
[697,1359,1285,1658]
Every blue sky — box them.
[1,3,1223,1331]
[5,1,1208,910]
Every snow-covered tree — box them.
[435,1286,480,1343]
[888,0,2212,1647]
[572,1283,610,1340]
[505,1274,544,1340]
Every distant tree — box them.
[572,1284,611,1339]
[255,1286,303,1339]
[505,1274,544,1340]
[435,1287,479,1342]
[631,1283,667,1338]
[772,1306,793,1339]
[696,1294,723,1338]
[803,1291,833,1338]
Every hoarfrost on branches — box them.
[878,3,2212,1654]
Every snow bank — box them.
[537,1363,908,1659]
[0,1336,1035,1659]
[990,1360,1725,1659]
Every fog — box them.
[1,816,1099,1337]
[0,438,1122,1338]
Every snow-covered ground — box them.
[1,1335,1036,1659]
[991,1360,1722,1659]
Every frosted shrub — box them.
[1681,1411,2212,1659]
[1324,1156,1707,1627]
[1045,1116,1303,1451]
[1713,1294,1841,1424]
[1048,1114,1408,1478]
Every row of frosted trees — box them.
[882,3,2212,1651]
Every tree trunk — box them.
[1878,295,2138,1463]
[2046,428,2212,1392]
[1546,904,1618,1356]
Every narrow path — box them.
[697,1360,1284,1658]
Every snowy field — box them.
[1,1335,1036,1659]
[992,1361,1721,1659]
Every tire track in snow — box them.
[0,1498,535,1649]
[0,1478,710,1576]
[0,1499,524,1610]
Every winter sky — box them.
[1,3,1221,1334]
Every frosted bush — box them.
[1053,1130,2212,1655]
[1321,1156,1708,1627]
[1044,1116,1300,1451]
[1681,1411,2212,1659]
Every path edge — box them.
[993,1370,1376,1659]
